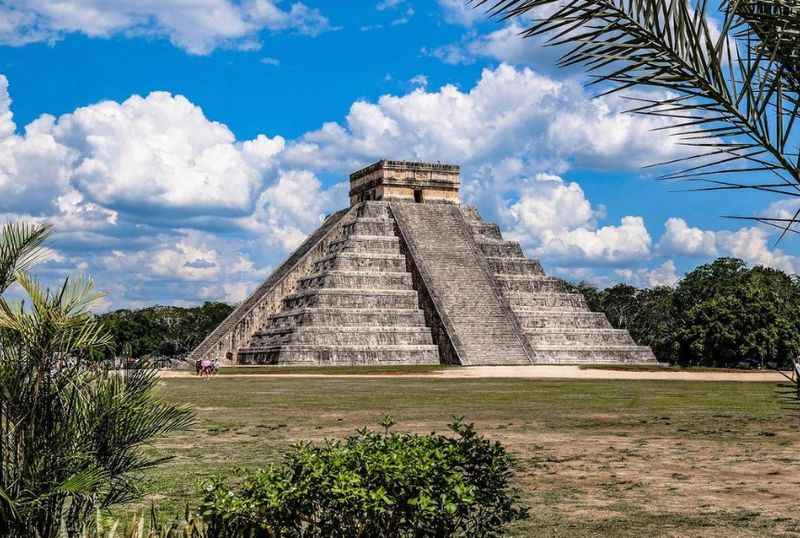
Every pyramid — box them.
[192,160,656,366]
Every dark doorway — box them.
[413,189,423,203]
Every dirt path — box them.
[159,365,788,382]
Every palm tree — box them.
[0,223,193,538]
[476,0,800,237]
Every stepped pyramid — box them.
[192,160,656,366]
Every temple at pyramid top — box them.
[349,160,461,206]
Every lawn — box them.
[142,376,800,537]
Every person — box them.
[200,358,215,381]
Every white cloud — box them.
[0,80,77,213]
[616,260,680,288]
[658,217,799,274]
[391,7,415,26]
[1,88,284,217]
[427,20,558,68]
[283,64,689,174]
[504,173,652,265]
[242,169,347,251]
[716,227,798,274]
[0,0,334,55]
[0,75,13,139]
[410,74,429,88]
[260,56,280,66]
[763,198,800,224]
[657,217,718,257]
[150,241,221,281]
[438,0,485,26]
[377,0,405,10]
[422,42,476,65]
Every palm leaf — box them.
[0,222,53,293]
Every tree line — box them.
[97,302,233,359]
[569,258,800,368]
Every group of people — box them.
[195,358,218,380]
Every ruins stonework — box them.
[191,160,657,366]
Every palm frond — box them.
[0,222,53,293]
[475,0,800,234]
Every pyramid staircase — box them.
[390,202,532,365]
[461,207,656,364]
[237,202,440,366]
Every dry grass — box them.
[138,376,800,537]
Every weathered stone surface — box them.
[462,205,656,364]
[237,200,441,366]
[390,202,532,366]
[194,160,657,366]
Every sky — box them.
[0,0,796,310]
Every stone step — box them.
[296,271,412,291]
[486,257,544,276]
[251,326,435,347]
[283,288,420,310]
[515,311,612,329]
[506,292,588,310]
[327,235,401,255]
[468,222,503,240]
[495,275,565,293]
[312,252,407,273]
[356,201,392,219]
[343,219,397,237]
[238,344,441,366]
[525,328,635,346]
[530,346,657,364]
[476,240,525,258]
[266,307,427,330]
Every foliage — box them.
[98,303,233,359]
[0,222,193,538]
[572,257,800,367]
[200,417,528,538]
[70,506,206,538]
[477,0,800,234]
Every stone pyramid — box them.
[192,160,656,366]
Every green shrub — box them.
[200,417,528,537]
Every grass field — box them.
[142,375,800,537]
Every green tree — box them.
[99,302,233,360]
[675,262,800,367]
[0,222,193,538]
[576,258,800,367]
[628,286,680,363]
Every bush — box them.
[200,418,528,537]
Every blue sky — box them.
[0,0,794,310]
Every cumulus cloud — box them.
[658,217,799,274]
[0,0,334,55]
[242,169,346,251]
[657,217,718,257]
[283,64,690,174]
[59,92,284,216]
[503,173,652,265]
[0,85,285,218]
